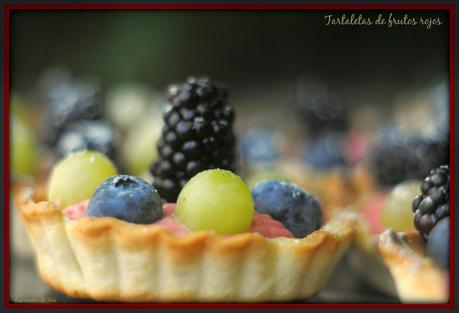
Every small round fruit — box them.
[251,180,322,238]
[426,217,449,271]
[11,115,39,177]
[381,180,421,232]
[87,175,162,224]
[47,79,102,131]
[122,114,162,176]
[48,150,118,208]
[175,169,254,234]
[239,128,279,166]
[246,168,290,189]
[11,94,30,122]
[304,132,346,169]
[105,84,153,130]
[56,119,118,160]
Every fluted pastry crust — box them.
[347,217,398,297]
[16,187,356,302]
[349,205,450,303]
[378,229,449,303]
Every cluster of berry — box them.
[43,75,322,239]
[15,73,451,280]
[49,149,322,238]
[42,73,121,166]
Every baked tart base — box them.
[347,215,398,297]
[16,188,356,302]
[378,229,449,303]
[348,199,450,304]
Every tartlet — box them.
[378,229,449,303]
[16,186,356,303]
[276,162,374,216]
[349,205,449,303]
[11,179,48,258]
[348,217,398,297]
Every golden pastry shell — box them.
[16,187,356,302]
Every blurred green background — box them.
[11,9,449,102]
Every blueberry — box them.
[47,78,102,132]
[426,217,450,271]
[239,128,279,166]
[295,79,348,134]
[87,175,163,224]
[56,120,118,160]
[304,132,346,169]
[56,131,89,155]
[251,180,322,238]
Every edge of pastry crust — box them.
[16,187,356,302]
[378,229,449,303]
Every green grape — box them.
[122,115,161,176]
[11,94,29,122]
[48,150,118,209]
[11,115,39,177]
[381,180,421,232]
[106,84,153,130]
[176,169,254,234]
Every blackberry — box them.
[296,79,348,135]
[150,77,237,202]
[369,133,449,187]
[412,164,449,238]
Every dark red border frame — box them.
[3,3,455,309]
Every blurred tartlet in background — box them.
[346,81,450,302]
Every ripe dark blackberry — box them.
[412,164,449,238]
[369,134,449,187]
[151,77,236,202]
[296,79,348,135]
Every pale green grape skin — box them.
[106,84,152,130]
[122,115,161,176]
[176,169,254,234]
[11,95,29,123]
[48,150,118,209]
[11,115,39,177]
[381,180,422,232]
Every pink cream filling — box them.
[361,191,389,234]
[64,200,294,238]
